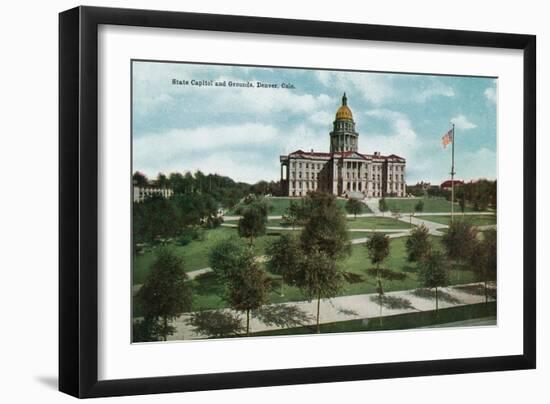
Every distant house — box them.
[133,186,174,203]
[440,179,464,192]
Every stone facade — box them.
[280,94,406,198]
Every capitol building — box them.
[280,93,407,198]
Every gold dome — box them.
[335,93,353,120]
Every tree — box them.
[457,188,466,214]
[441,220,478,262]
[265,234,302,296]
[469,229,497,303]
[415,200,424,214]
[365,233,390,294]
[405,224,431,262]
[208,237,250,280]
[459,194,466,214]
[132,171,148,186]
[237,198,268,245]
[365,233,390,324]
[284,200,304,230]
[208,237,269,336]
[135,247,193,341]
[293,248,344,333]
[379,197,388,216]
[156,172,169,188]
[345,198,363,219]
[364,233,406,325]
[417,251,449,315]
[408,200,423,228]
[300,191,350,260]
[226,260,270,336]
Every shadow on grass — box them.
[343,271,365,284]
[370,294,416,310]
[412,288,462,304]
[401,265,417,274]
[268,278,284,293]
[192,271,224,296]
[266,231,283,237]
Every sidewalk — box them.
[167,281,495,340]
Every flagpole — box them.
[451,123,456,223]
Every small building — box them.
[133,186,174,203]
[440,179,464,192]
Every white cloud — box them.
[133,122,331,184]
[484,87,497,103]
[459,148,497,181]
[308,110,333,127]
[277,123,328,155]
[363,109,419,158]
[451,114,477,130]
[133,123,282,182]
[413,82,455,102]
[135,123,279,152]
[315,72,454,105]
[316,71,396,105]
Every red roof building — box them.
[440,180,464,191]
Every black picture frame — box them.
[59,5,536,398]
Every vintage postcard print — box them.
[131,60,497,342]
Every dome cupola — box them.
[335,92,353,120]
[329,93,359,153]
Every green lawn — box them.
[385,197,474,213]
[226,197,372,216]
[251,302,496,337]
[420,215,496,227]
[188,235,477,311]
[346,216,410,230]
[133,226,282,285]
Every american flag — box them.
[441,129,453,148]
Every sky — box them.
[132,60,497,185]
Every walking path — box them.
[223,210,495,222]
[221,223,411,233]
[364,197,381,214]
[397,215,446,236]
[167,281,495,340]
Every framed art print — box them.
[59,6,536,398]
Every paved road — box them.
[167,281,495,340]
